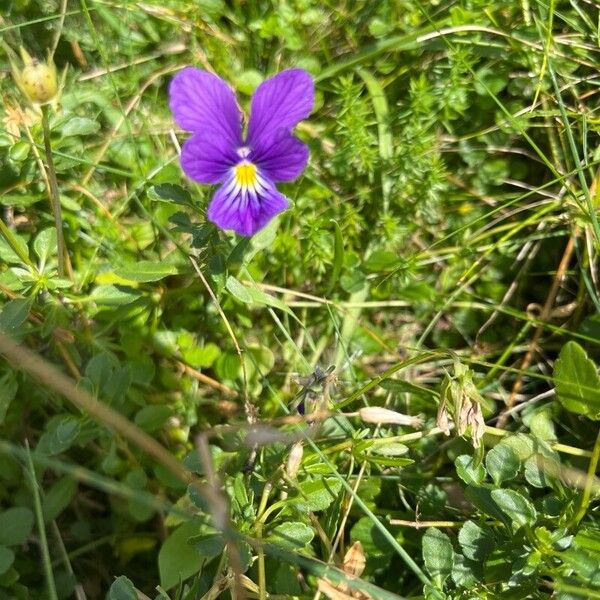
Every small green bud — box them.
[4,45,59,106]
[20,60,58,104]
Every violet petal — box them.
[181,132,239,184]
[247,69,314,149]
[251,130,309,182]
[169,67,242,147]
[207,174,289,236]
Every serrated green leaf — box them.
[148,183,193,206]
[455,455,486,486]
[485,443,520,485]
[294,477,342,512]
[423,527,454,587]
[452,553,480,588]
[491,488,537,528]
[33,228,57,267]
[268,521,314,549]
[106,575,137,600]
[553,341,600,420]
[458,520,494,561]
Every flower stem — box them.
[40,104,68,278]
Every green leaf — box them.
[226,276,292,315]
[553,341,600,420]
[90,285,141,305]
[485,443,520,485]
[0,231,29,265]
[181,342,220,369]
[158,522,202,590]
[106,575,137,600]
[267,521,314,549]
[134,405,173,432]
[0,507,34,546]
[490,489,537,529]
[293,477,342,512]
[464,486,510,525]
[458,520,494,561]
[524,455,552,489]
[0,546,15,576]
[452,553,480,588]
[33,228,57,266]
[43,477,77,522]
[455,455,486,486]
[364,250,398,272]
[225,275,253,303]
[422,527,454,587]
[60,116,101,137]
[350,516,394,558]
[190,532,225,561]
[0,298,32,334]
[114,261,178,283]
[37,415,81,456]
[148,183,193,207]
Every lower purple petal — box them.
[251,130,309,182]
[207,174,289,236]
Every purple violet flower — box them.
[169,67,314,236]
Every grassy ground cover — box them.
[1,1,600,598]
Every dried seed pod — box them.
[286,441,304,478]
[343,541,366,578]
[358,406,423,428]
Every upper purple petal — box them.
[169,67,242,147]
[207,174,289,236]
[181,132,238,184]
[246,69,314,148]
[251,130,309,182]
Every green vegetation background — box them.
[1,1,600,599]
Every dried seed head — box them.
[436,402,451,436]
[358,407,423,428]
[343,541,366,578]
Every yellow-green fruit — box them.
[20,61,57,104]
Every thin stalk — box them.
[25,441,58,600]
[40,104,68,277]
[572,427,600,527]
[256,482,272,600]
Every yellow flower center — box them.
[234,162,258,189]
